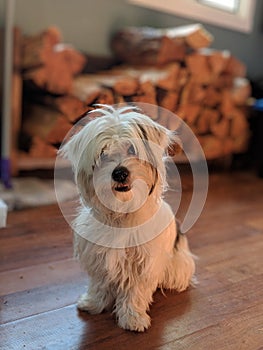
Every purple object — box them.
[0,158,12,188]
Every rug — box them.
[0,177,76,210]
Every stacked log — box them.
[21,26,86,95]
[20,24,251,161]
[110,24,213,65]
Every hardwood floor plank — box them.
[0,305,121,350]
[0,258,84,295]
[0,277,87,324]
[189,202,263,262]
[195,232,263,266]
[161,304,263,350]
[0,213,72,273]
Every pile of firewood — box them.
[21,24,251,161]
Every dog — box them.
[60,104,195,332]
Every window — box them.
[128,0,256,33]
[197,0,239,13]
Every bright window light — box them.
[128,0,256,33]
[198,0,239,13]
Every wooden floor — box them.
[1,170,263,350]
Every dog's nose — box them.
[112,166,130,183]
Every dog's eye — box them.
[127,145,136,156]
[100,150,108,161]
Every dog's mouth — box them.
[114,184,131,192]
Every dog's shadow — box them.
[76,288,193,349]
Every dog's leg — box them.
[114,282,156,332]
[77,278,114,314]
[162,231,196,292]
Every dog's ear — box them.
[58,129,84,171]
[167,131,183,157]
[58,134,75,161]
[76,169,93,205]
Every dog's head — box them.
[60,105,181,216]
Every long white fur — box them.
[60,105,195,332]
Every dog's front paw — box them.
[77,292,104,314]
[117,310,151,332]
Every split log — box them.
[177,68,189,89]
[220,90,236,117]
[211,118,230,139]
[95,88,115,105]
[176,104,201,125]
[177,24,213,49]
[24,61,72,95]
[132,81,157,106]
[114,77,139,96]
[72,76,101,104]
[156,63,181,91]
[214,74,234,90]
[207,49,230,75]
[156,36,186,65]
[196,108,220,134]
[21,26,62,69]
[223,138,234,156]
[23,103,73,147]
[158,90,179,111]
[137,80,156,96]
[185,53,212,84]
[111,27,185,66]
[29,136,57,158]
[21,82,89,124]
[45,95,89,123]
[46,116,73,144]
[22,27,86,95]
[181,81,207,105]
[111,24,213,66]
[204,86,221,107]
[55,44,86,75]
[22,104,63,140]
[23,45,86,95]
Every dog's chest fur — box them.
[74,220,176,290]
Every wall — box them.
[0,0,263,79]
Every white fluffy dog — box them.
[60,105,195,332]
